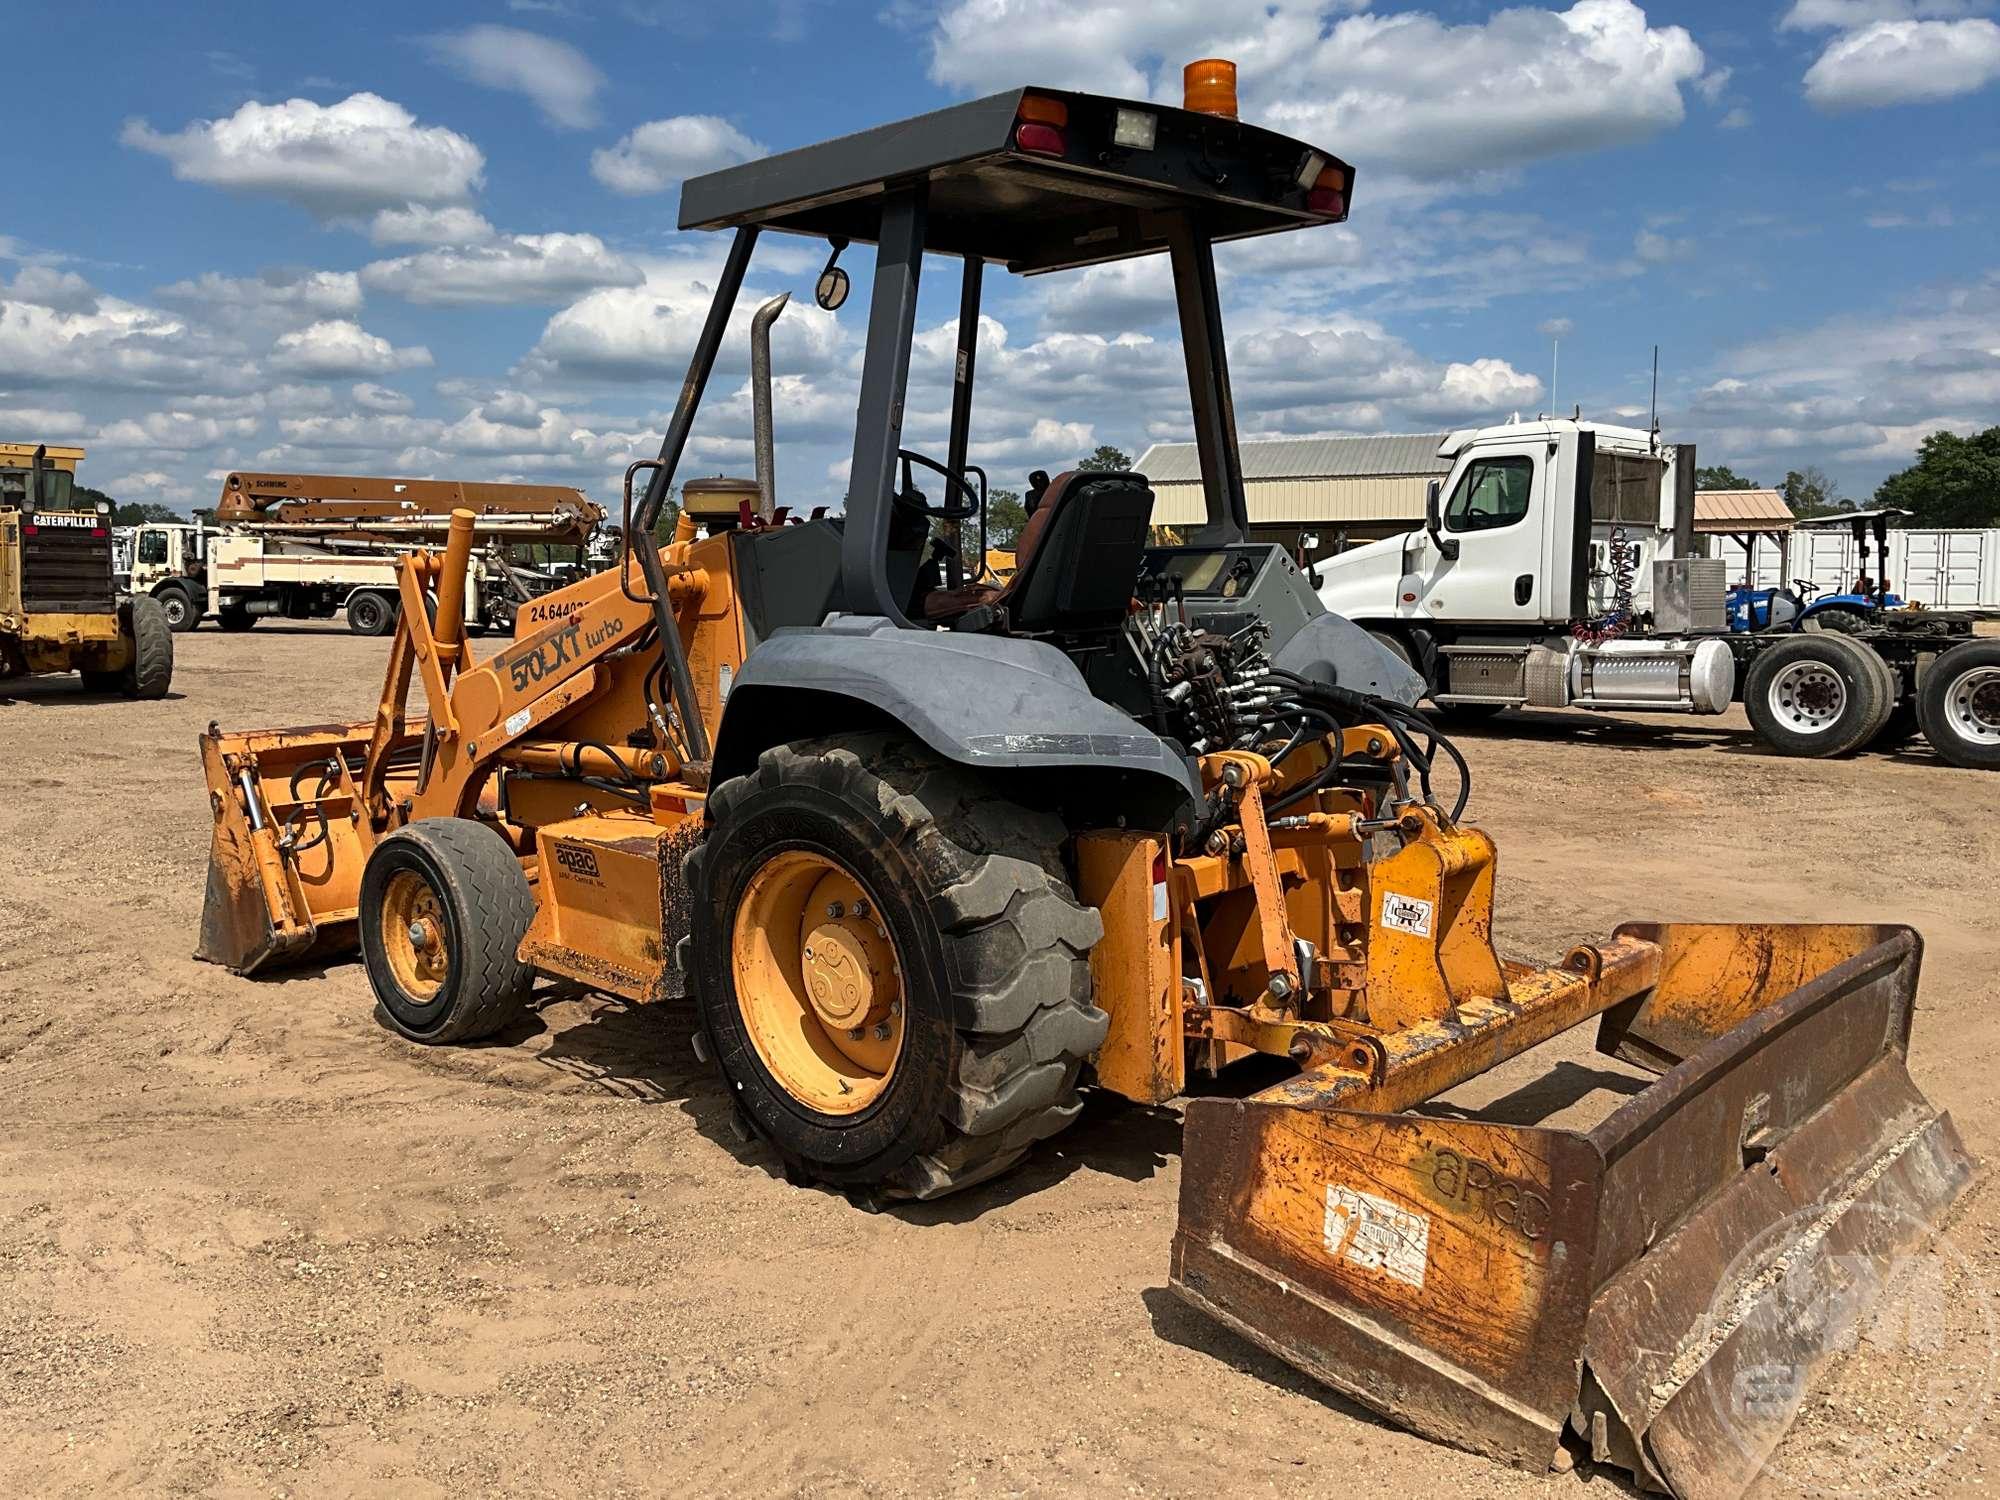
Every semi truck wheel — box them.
[685,733,1107,1201]
[217,604,256,631]
[347,591,395,637]
[156,585,199,633]
[1917,640,2000,771]
[1743,635,1889,758]
[360,819,537,1043]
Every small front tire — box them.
[360,819,537,1043]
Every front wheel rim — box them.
[380,868,450,1000]
[731,850,906,1115]
[1769,660,1847,734]
[1944,665,2000,746]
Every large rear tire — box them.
[1742,634,1888,758]
[347,590,395,637]
[685,733,1106,1201]
[360,819,537,1043]
[122,595,174,698]
[217,603,257,632]
[1917,640,2000,771]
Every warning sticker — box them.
[1381,891,1435,937]
[1323,1184,1430,1289]
[504,707,533,737]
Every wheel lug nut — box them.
[407,922,427,948]
[825,901,845,919]
[848,1027,864,1040]
[871,1023,891,1041]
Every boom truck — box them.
[1,443,172,696]
[192,69,1969,1500]
[1313,419,2000,768]
[123,473,602,635]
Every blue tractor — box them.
[1725,507,1945,635]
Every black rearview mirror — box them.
[1424,477,1460,560]
[814,239,851,311]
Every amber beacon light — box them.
[1183,58,1238,118]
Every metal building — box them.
[1136,433,1449,544]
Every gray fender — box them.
[713,615,1199,816]
[1274,610,1426,705]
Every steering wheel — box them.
[894,449,982,520]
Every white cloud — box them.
[1803,18,2000,107]
[1719,106,1754,128]
[361,233,643,306]
[268,320,433,378]
[423,25,605,130]
[1634,227,1696,263]
[1695,65,1733,102]
[925,0,1704,180]
[0,404,88,435]
[1686,270,2000,481]
[352,382,414,414]
[1538,317,1576,338]
[157,268,364,331]
[96,411,262,449]
[370,204,497,246]
[526,257,843,382]
[0,290,229,393]
[3,265,98,314]
[1781,0,1982,30]
[591,116,766,195]
[121,93,485,219]
[103,470,201,506]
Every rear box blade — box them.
[1170,924,1972,1500]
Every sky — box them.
[4,0,1998,518]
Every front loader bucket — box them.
[197,721,391,974]
[1171,924,1972,1499]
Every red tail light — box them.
[1015,121,1066,156]
[91,527,106,537]
[1307,187,1345,216]
[22,524,37,536]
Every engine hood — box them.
[1313,531,1413,619]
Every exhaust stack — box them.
[751,293,788,520]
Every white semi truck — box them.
[122,472,602,636]
[1312,419,1999,769]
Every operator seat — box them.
[922,470,1154,633]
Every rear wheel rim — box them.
[1769,660,1846,734]
[380,869,449,1000]
[730,850,906,1116]
[162,594,187,626]
[1944,665,2000,746]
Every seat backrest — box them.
[1001,470,1154,633]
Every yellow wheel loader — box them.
[194,73,1970,1500]
[2,443,172,697]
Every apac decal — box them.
[552,840,602,882]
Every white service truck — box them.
[1312,419,1999,768]
[121,472,602,636]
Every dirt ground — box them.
[4,622,1999,1500]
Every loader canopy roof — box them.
[638,85,1351,627]
[680,88,1351,273]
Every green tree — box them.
[1875,426,2000,528]
[1077,444,1132,472]
[985,487,1028,549]
[110,500,187,524]
[1694,464,1759,490]
[1778,465,1852,520]
[649,492,683,542]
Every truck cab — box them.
[128,521,208,631]
[1315,420,1691,630]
